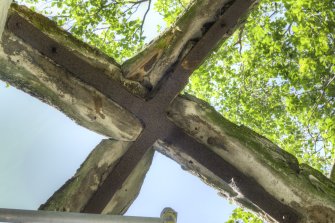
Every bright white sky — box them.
[0,1,238,222]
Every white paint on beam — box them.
[0,0,12,42]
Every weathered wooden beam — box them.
[1,0,267,218]
[154,138,291,223]
[82,130,163,213]
[79,0,258,214]
[122,0,257,93]
[4,1,333,223]
[1,5,144,141]
[0,0,258,216]
[162,94,335,223]
[39,139,154,215]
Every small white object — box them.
[0,0,12,41]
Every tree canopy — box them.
[13,0,335,222]
[187,0,335,174]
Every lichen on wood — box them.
[39,139,154,215]
[1,1,334,222]
[166,94,335,222]
[153,139,274,222]
[0,30,142,140]
[8,4,148,97]
[101,147,155,215]
[122,0,258,91]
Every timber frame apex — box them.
[121,0,259,95]
[1,0,335,223]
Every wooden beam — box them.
[122,0,257,93]
[39,139,155,215]
[1,5,144,141]
[3,1,334,222]
[163,95,335,223]
[81,0,257,213]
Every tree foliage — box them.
[226,208,263,223]
[20,0,149,62]
[187,0,335,173]
[14,0,335,222]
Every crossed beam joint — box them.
[4,0,302,222]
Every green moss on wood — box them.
[9,4,148,98]
[39,139,130,212]
[168,94,335,217]
[10,3,118,65]
[193,95,335,201]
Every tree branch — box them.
[140,0,151,39]
[234,25,245,54]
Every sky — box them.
[0,81,236,222]
[0,1,238,222]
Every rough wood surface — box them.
[165,94,335,223]
[9,4,148,98]
[122,0,255,93]
[0,5,145,141]
[1,1,335,222]
[39,139,154,215]
[0,31,142,141]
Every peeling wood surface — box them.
[122,0,257,92]
[39,139,154,215]
[1,1,335,222]
[167,95,335,222]
[1,10,144,140]
[9,4,148,98]
[154,140,279,223]
[101,148,154,215]
[158,125,300,223]
[79,0,259,214]
[1,0,257,214]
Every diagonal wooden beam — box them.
[2,0,335,222]
[79,0,258,214]
[39,139,155,215]
[160,126,300,223]
[163,95,335,223]
[2,0,272,218]
[2,0,258,216]
[2,4,145,141]
[6,11,146,113]
[122,0,254,93]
